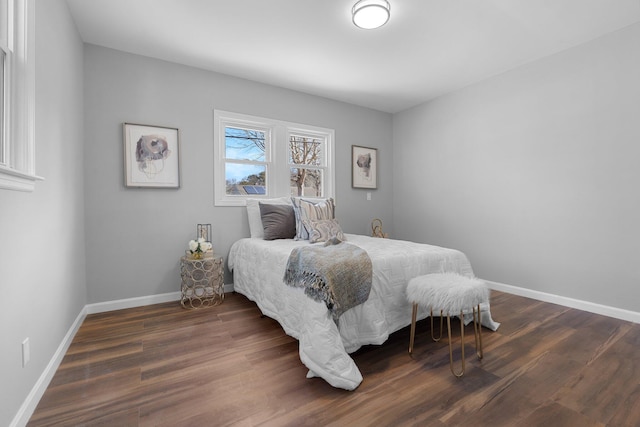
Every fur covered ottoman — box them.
[406,272,489,377]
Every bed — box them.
[228,226,500,390]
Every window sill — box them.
[0,165,44,192]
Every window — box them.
[214,110,334,206]
[1,0,8,167]
[1,48,5,165]
[289,132,326,198]
[222,123,270,197]
[0,0,40,192]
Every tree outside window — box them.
[224,126,267,196]
[289,135,324,197]
[214,110,334,206]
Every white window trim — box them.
[214,110,335,206]
[0,0,41,192]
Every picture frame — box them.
[123,123,181,188]
[352,145,377,189]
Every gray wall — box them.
[0,0,85,425]
[7,6,638,424]
[83,44,393,303]
[393,23,640,312]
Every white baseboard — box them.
[10,307,87,427]
[12,284,235,426]
[485,280,640,324]
[85,284,234,314]
[85,291,181,314]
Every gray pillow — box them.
[259,203,296,240]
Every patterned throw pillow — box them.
[291,197,336,240]
[302,219,345,244]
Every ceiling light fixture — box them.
[352,0,390,30]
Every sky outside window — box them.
[225,126,266,183]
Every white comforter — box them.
[228,234,499,390]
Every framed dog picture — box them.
[352,145,377,189]
[123,123,181,188]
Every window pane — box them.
[225,163,266,195]
[290,167,323,198]
[0,0,7,49]
[225,126,265,161]
[290,135,322,166]
[0,49,4,165]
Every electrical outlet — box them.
[366,192,372,201]
[22,338,30,367]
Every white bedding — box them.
[228,234,499,390]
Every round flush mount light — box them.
[352,0,390,30]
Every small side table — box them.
[180,255,224,309]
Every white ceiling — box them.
[65,0,640,113]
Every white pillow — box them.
[246,197,292,238]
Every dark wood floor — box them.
[28,291,640,426]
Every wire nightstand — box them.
[179,255,224,309]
